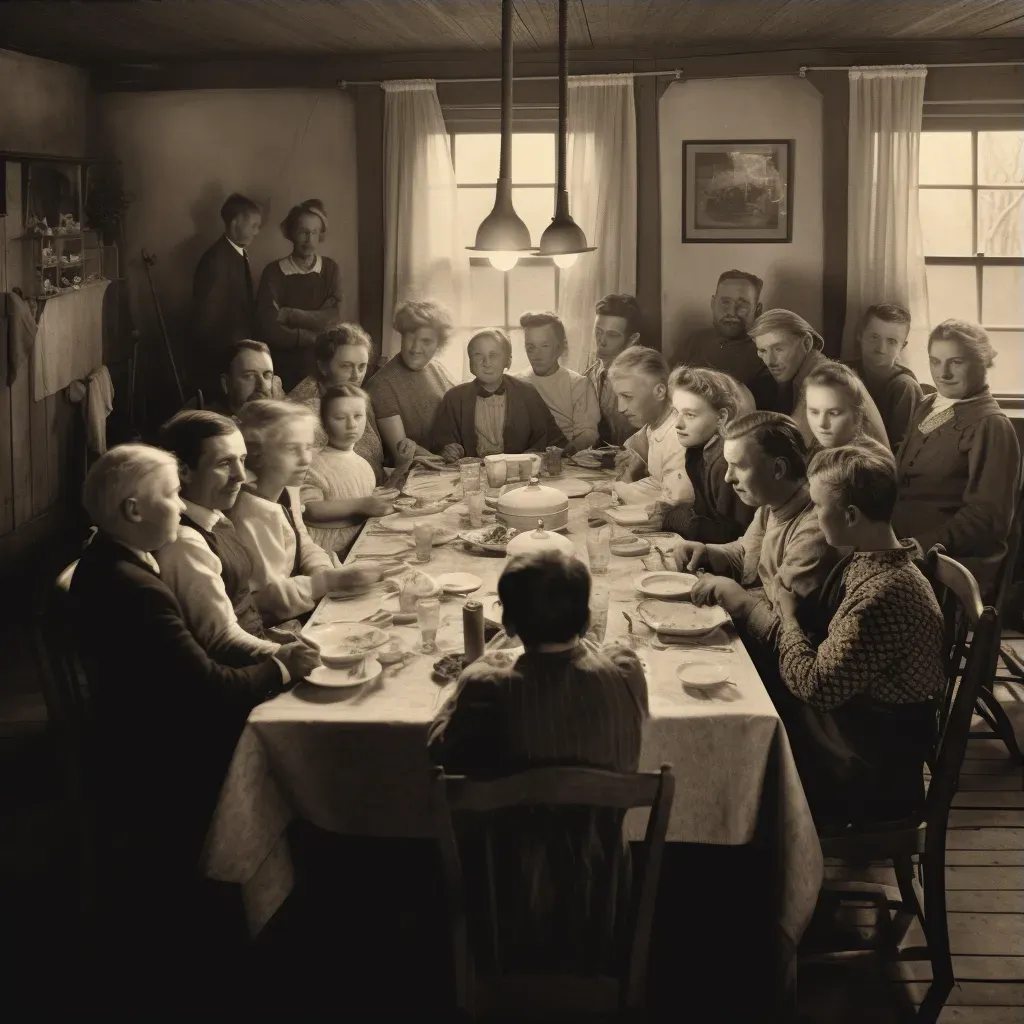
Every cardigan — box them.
[429,374,567,457]
[228,485,336,625]
[892,390,1021,595]
[845,360,923,452]
[662,434,756,543]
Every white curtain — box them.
[843,66,930,362]
[557,75,637,372]
[382,80,468,382]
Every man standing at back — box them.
[678,270,778,411]
[192,193,262,385]
[586,293,644,446]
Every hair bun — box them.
[302,198,326,213]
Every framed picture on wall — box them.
[683,140,792,242]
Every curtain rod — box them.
[338,69,681,87]
[800,60,1024,76]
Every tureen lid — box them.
[505,519,577,558]
[497,477,569,515]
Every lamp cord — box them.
[499,0,513,180]
[557,0,568,195]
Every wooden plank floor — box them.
[798,644,1024,1023]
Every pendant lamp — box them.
[537,0,595,268]
[467,0,534,271]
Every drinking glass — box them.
[466,490,486,528]
[412,522,436,563]
[589,583,610,643]
[586,526,612,575]
[459,460,482,496]
[417,597,441,654]
[545,446,563,478]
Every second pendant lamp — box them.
[537,0,595,268]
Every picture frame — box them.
[682,140,793,243]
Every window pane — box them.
[978,131,1024,186]
[926,264,978,324]
[511,133,556,184]
[512,186,555,249]
[507,327,530,375]
[982,265,1024,326]
[919,132,972,185]
[985,332,1024,395]
[978,189,1024,257]
[467,263,505,327]
[457,186,496,249]
[454,134,500,184]
[508,262,557,322]
[919,189,974,256]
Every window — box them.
[452,132,560,375]
[919,130,1024,395]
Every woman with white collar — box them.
[256,198,344,390]
[892,319,1020,596]
[228,400,381,626]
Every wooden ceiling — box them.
[2,0,1024,64]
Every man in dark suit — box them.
[70,444,319,1002]
[192,193,262,386]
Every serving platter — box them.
[460,524,518,554]
[637,599,730,637]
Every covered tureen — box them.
[496,477,569,532]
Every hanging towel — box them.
[68,366,115,454]
[32,279,110,400]
[5,291,39,386]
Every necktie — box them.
[242,249,254,303]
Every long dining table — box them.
[203,461,823,1007]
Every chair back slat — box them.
[921,549,1001,837]
[431,763,674,1017]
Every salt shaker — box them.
[463,600,485,665]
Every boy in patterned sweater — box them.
[775,444,945,828]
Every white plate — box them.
[543,477,593,498]
[396,501,447,518]
[611,537,651,557]
[637,600,730,637]
[635,572,698,599]
[378,511,448,533]
[437,572,483,595]
[402,474,459,501]
[460,525,517,553]
[306,659,382,688]
[676,663,731,689]
[352,538,411,559]
[301,622,390,665]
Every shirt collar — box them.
[648,406,677,443]
[475,376,507,397]
[279,254,322,276]
[770,482,812,523]
[181,498,226,532]
[121,542,161,575]
[225,236,246,257]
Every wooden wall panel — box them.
[0,305,12,538]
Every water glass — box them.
[459,460,482,496]
[589,583,610,643]
[484,457,507,490]
[545,446,563,478]
[466,490,486,528]
[412,521,436,563]
[417,597,441,654]
[586,526,612,575]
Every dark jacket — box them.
[892,390,1021,596]
[70,531,284,872]
[662,435,756,543]
[845,360,924,452]
[676,326,780,412]
[429,374,567,457]
[192,235,256,378]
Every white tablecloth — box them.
[204,465,823,948]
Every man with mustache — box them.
[677,270,778,411]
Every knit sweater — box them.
[778,546,945,712]
[366,356,454,450]
[300,447,377,557]
[845,360,923,452]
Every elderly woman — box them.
[366,299,456,460]
[893,319,1021,596]
[517,310,600,455]
[803,360,889,453]
[287,323,390,481]
[256,198,343,391]
[429,329,566,459]
[751,309,889,448]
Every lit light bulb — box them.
[488,251,519,272]
[553,252,578,269]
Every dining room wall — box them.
[659,77,824,368]
[95,87,360,412]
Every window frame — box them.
[919,129,1024,397]
[449,131,562,343]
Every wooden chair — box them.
[33,560,98,915]
[181,388,206,411]
[801,550,1000,1024]
[431,764,675,1022]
